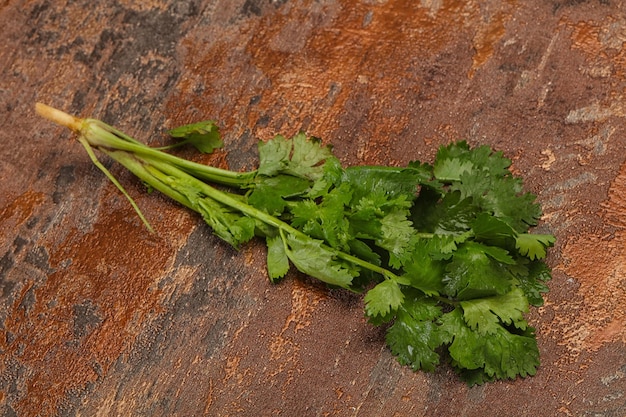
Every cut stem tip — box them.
[36,103,83,132]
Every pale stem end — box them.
[35,103,83,132]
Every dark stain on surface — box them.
[0,251,15,283]
[242,0,263,16]
[72,300,103,339]
[52,165,75,204]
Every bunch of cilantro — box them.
[37,103,554,385]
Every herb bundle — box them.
[36,103,554,385]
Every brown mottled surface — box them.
[1,1,625,416]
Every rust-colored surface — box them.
[1,1,625,416]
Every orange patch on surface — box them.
[0,186,189,416]
[167,0,516,164]
[564,16,626,80]
[558,159,626,357]
[469,1,517,77]
[0,191,45,229]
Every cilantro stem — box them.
[37,103,433,287]
[141,154,399,277]
[76,138,155,233]
[102,150,194,209]
[103,146,402,284]
[36,103,256,188]
[88,120,256,187]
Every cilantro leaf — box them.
[306,155,344,199]
[471,212,517,246]
[412,190,476,235]
[258,133,334,180]
[433,157,474,181]
[364,280,405,318]
[377,209,415,268]
[247,174,311,215]
[266,235,290,281]
[290,134,335,180]
[443,242,515,300]
[426,232,473,260]
[460,288,529,335]
[432,141,543,232]
[385,290,444,372]
[283,233,358,289]
[289,184,353,251]
[257,134,292,177]
[168,120,223,153]
[515,233,556,260]
[517,260,552,306]
[481,177,543,231]
[402,240,446,296]
[342,165,428,206]
[440,308,540,384]
[434,141,511,180]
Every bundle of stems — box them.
[35,103,395,287]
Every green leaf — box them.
[348,206,383,240]
[168,120,223,153]
[247,174,311,215]
[440,308,540,384]
[257,135,293,177]
[307,156,343,199]
[426,232,472,260]
[290,134,335,180]
[480,244,516,265]
[472,212,518,244]
[433,141,543,232]
[377,209,415,268]
[364,279,405,318]
[402,240,446,296]
[517,260,552,306]
[433,157,474,181]
[289,184,353,250]
[266,235,290,282]
[283,233,357,289]
[434,141,511,180]
[515,233,556,260]
[460,288,529,335]
[412,190,476,235]
[257,133,335,181]
[482,178,543,231]
[453,171,542,232]
[443,242,515,300]
[342,165,428,207]
[385,291,444,372]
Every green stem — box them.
[36,103,403,286]
[101,149,194,210]
[82,119,257,188]
[76,137,155,233]
[133,152,402,282]
[35,103,256,188]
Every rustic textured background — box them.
[1,0,625,416]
